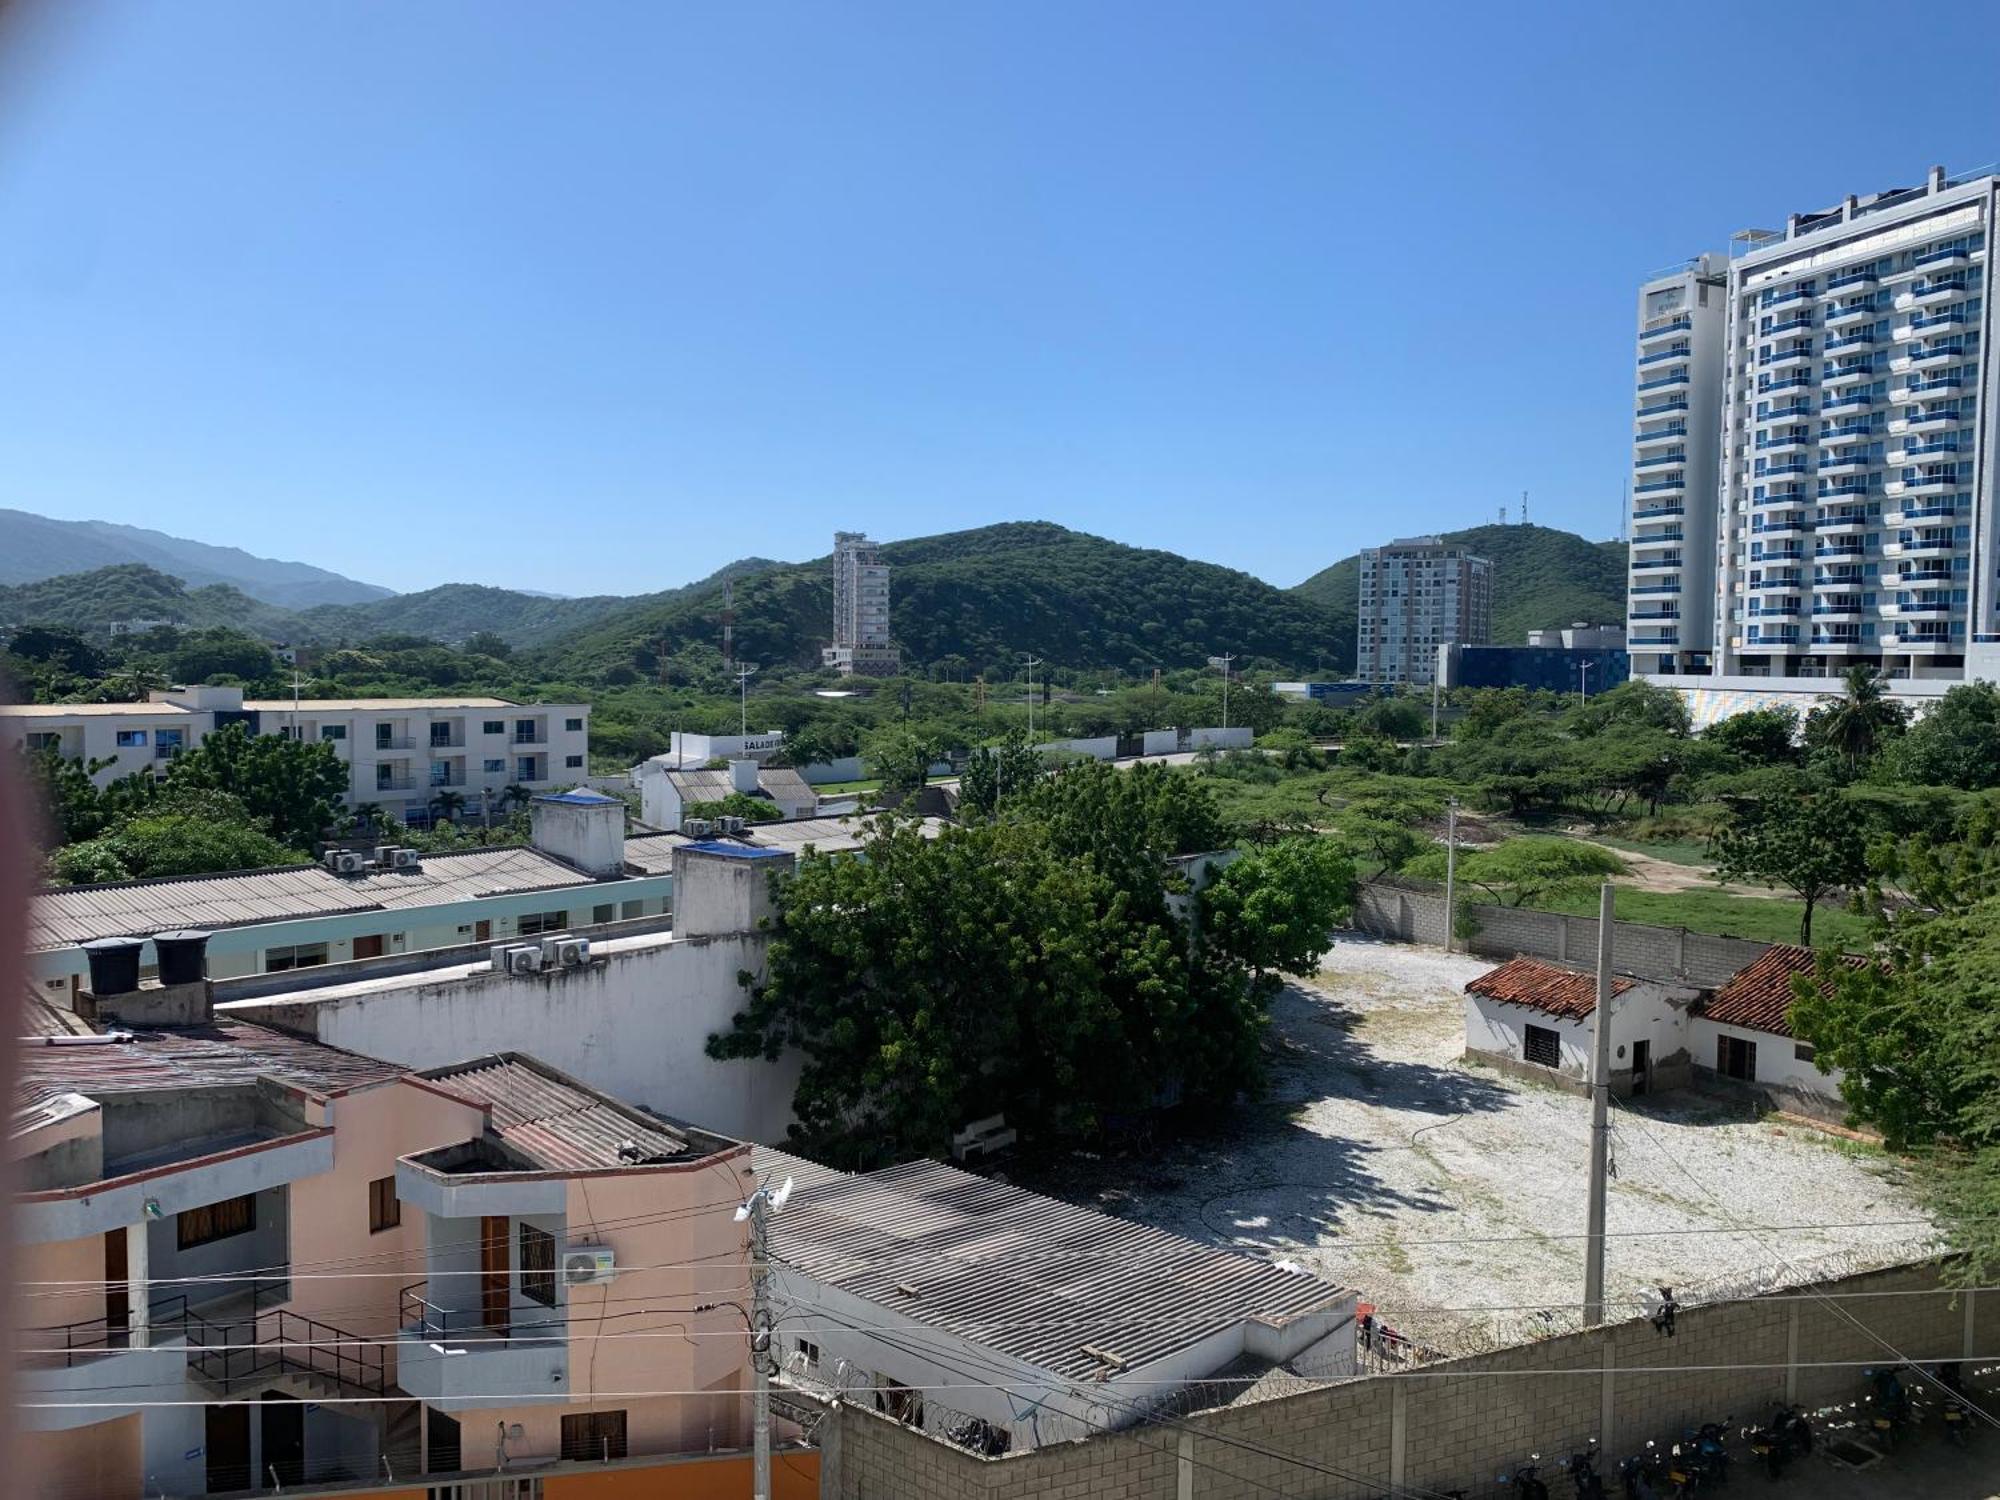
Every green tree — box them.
[957,735,1045,819]
[19,749,117,844]
[1703,706,1800,768]
[1403,836,1626,907]
[862,725,945,802]
[1708,780,1870,944]
[772,719,860,770]
[170,627,277,684]
[430,789,468,825]
[6,625,103,673]
[462,630,513,659]
[1883,682,2000,790]
[159,722,349,848]
[685,791,783,824]
[1199,838,1356,998]
[50,812,305,884]
[1804,664,1906,776]
[1566,678,1691,739]
[1324,784,1442,873]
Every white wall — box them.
[222,931,801,1144]
[1690,1019,1844,1099]
[1464,985,1691,1084]
[1141,729,1179,756]
[1187,726,1254,751]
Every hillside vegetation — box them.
[1290,523,1628,649]
[0,565,304,641]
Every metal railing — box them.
[399,1280,564,1342]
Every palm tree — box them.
[347,801,388,837]
[1815,664,1904,773]
[431,789,468,827]
[499,783,534,813]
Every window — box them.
[1793,1042,1817,1064]
[483,720,505,736]
[797,1338,821,1368]
[265,942,329,973]
[515,719,538,741]
[565,754,584,769]
[560,1410,627,1463]
[320,724,346,741]
[1718,1033,1758,1081]
[484,759,505,774]
[565,717,584,732]
[1523,1024,1561,1069]
[519,1224,556,1308]
[592,903,615,925]
[369,1176,401,1234]
[516,911,569,937]
[116,729,149,748]
[430,723,454,747]
[179,1193,256,1250]
[155,728,184,759]
[24,732,60,752]
[621,899,643,920]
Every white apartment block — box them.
[1356,537,1493,686]
[1627,254,1728,676]
[1633,163,2000,716]
[821,529,900,676]
[1,686,591,824]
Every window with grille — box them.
[519,1224,556,1308]
[560,1410,627,1462]
[1523,1024,1561,1069]
[179,1194,256,1250]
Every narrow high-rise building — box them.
[1355,537,1492,687]
[1626,254,1728,677]
[1632,164,2000,713]
[821,530,901,676]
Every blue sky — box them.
[6,3,2000,597]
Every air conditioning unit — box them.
[550,937,590,968]
[504,945,544,975]
[489,945,515,972]
[562,1245,616,1286]
[325,850,367,876]
[391,848,422,870]
[538,934,575,967]
[716,815,744,834]
[374,845,400,866]
[681,817,712,837]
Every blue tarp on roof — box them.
[679,841,790,860]
[534,788,621,805]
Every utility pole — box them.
[1212,653,1236,730]
[734,665,758,738]
[1578,659,1594,708]
[1442,796,1460,954]
[1584,880,1615,1325]
[1430,672,1442,741]
[1021,655,1043,743]
[734,1175,794,1500]
[287,671,311,740]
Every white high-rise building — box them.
[821,530,900,676]
[1633,164,2000,711]
[1626,254,1728,677]
[1355,537,1492,687]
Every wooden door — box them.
[104,1227,130,1345]
[352,934,385,960]
[480,1216,510,1332]
[474,920,492,943]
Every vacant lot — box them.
[1021,936,1931,1355]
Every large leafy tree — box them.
[1708,777,1869,944]
[1883,682,2000,790]
[956,734,1045,820]
[49,812,305,885]
[1804,664,1906,776]
[1402,835,1625,908]
[1703,706,1801,768]
[159,722,348,848]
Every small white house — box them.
[634,757,817,831]
[1463,956,1700,1097]
[1690,945,1856,1119]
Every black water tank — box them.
[152,929,212,986]
[80,937,144,996]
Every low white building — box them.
[0,685,592,825]
[1463,956,1700,1097]
[662,729,786,767]
[761,1150,1356,1452]
[634,756,817,831]
[1689,945,1856,1119]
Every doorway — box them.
[480,1216,510,1332]
[427,1408,462,1474]
[1718,1033,1758,1082]
[1630,1040,1651,1097]
[261,1393,305,1487]
[352,934,385,961]
[206,1404,250,1493]
[104,1227,130,1346]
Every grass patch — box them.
[1537,885,1874,951]
[1589,833,1713,868]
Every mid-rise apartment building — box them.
[821,530,900,676]
[1356,537,1493,686]
[1627,255,1728,676]
[1630,163,2000,710]
[0,686,591,824]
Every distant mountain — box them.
[0,508,393,608]
[1290,523,1628,655]
[0,564,306,640]
[543,521,1350,677]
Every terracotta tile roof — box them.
[1464,956,1634,1020]
[1701,944,1868,1038]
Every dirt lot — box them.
[1018,935,1933,1354]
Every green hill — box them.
[0,565,306,640]
[1290,524,1628,653]
[544,521,1350,678]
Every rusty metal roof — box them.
[770,1158,1351,1381]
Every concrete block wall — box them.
[820,1263,1980,1500]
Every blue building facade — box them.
[1440,645,1631,697]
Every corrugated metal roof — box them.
[0,702,200,718]
[31,847,599,951]
[667,767,816,806]
[1700,945,1868,1038]
[622,815,937,876]
[240,697,527,711]
[15,1019,404,1123]
[419,1055,705,1172]
[771,1158,1350,1380]
[1465,957,1634,1020]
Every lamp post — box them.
[1021,655,1043,744]
[1578,659,1595,708]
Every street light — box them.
[734,1175,795,1500]
[1577,660,1595,708]
[735,665,759,738]
[1021,655,1043,744]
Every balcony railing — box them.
[373,735,416,751]
[1915,245,1972,267]
[375,774,416,792]
[1826,269,1878,291]
[512,733,549,746]
[399,1282,564,1341]
[1637,372,1691,391]
[1764,286,1815,308]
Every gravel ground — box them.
[1018,935,1933,1354]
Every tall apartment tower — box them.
[821,530,901,676]
[1626,254,1728,676]
[1355,537,1493,687]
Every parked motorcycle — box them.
[1861,1366,1912,1449]
[1936,1360,1973,1447]
[1742,1404,1812,1478]
[1496,1454,1550,1498]
[1557,1439,1607,1499]
[1617,1443,1664,1500]
[1662,1437,1703,1498]
[1689,1418,1731,1484]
